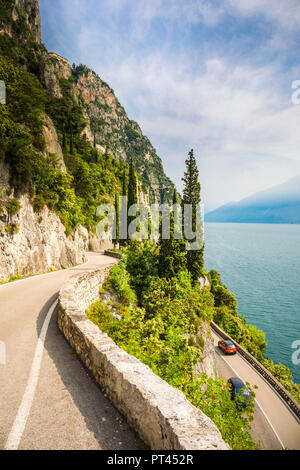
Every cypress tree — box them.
[127,158,138,239]
[128,157,138,208]
[69,120,73,155]
[158,188,187,279]
[113,193,119,248]
[119,169,127,247]
[182,149,204,282]
[62,126,66,151]
[122,168,127,199]
[70,132,73,155]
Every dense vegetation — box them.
[0,0,163,237]
[87,242,258,450]
[87,150,299,450]
[88,155,259,450]
[69,63,174,203]
[0,0,45,74]
[0,50,128,235]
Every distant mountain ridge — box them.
[205,174,300,224]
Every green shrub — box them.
[107,261,137,306]
[6,198,21,217]
[33,195,45,213]
[87,242,258,450]
[5,223,19,235]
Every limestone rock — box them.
[0,0,41,43]
[42,115,66,172]
[39,56,63,99]
[0,164,115,282]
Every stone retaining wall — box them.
[104,250,121,259]
[58,266,229,450]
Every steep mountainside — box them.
[205,175,300,224]
[74,65,174,203]
[0,0,173,281]
[40,60,174,203]
[0,0,41,42]
[0,0,174,203]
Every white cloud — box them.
[228,0,300,31]
[88,49,300,208]
[41,0,300,208]
[100,53,300,160]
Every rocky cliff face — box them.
[0,164,114,282]
[1,0,174,204]
[72,67,174,203]
[193,324,218,380]
[39,59,174,203]
[0,0,41,42]
[42,115,66,172]
[0,0,171,281]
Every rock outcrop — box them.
[39,59,174,203]
[15,0,41,42]
[0,164,115,282]
[42,115,66,172]
[0,0,171,280]
[0,0,41,43]
[0,164,85,281]
[193,324,218,380]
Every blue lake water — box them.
[204,223,300,384]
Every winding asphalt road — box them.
[1,252,299,450]
[0,252,146,450]
[212,331,300,450]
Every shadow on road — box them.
[36,296,147,450]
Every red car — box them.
[218,340,237,355]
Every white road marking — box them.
[0,340,6,365]
[4,300,58,450]
[216,349,285,449]
[213,330,300,425]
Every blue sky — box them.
[40,0,300,211]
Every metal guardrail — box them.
[103,249,300,419]
[211,321,300,420]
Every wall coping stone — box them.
[58,265,230,450]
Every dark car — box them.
[227,377,251,410]
[218,340,237,355]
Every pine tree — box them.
[158,188,187,279]
[182,149,204,282]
